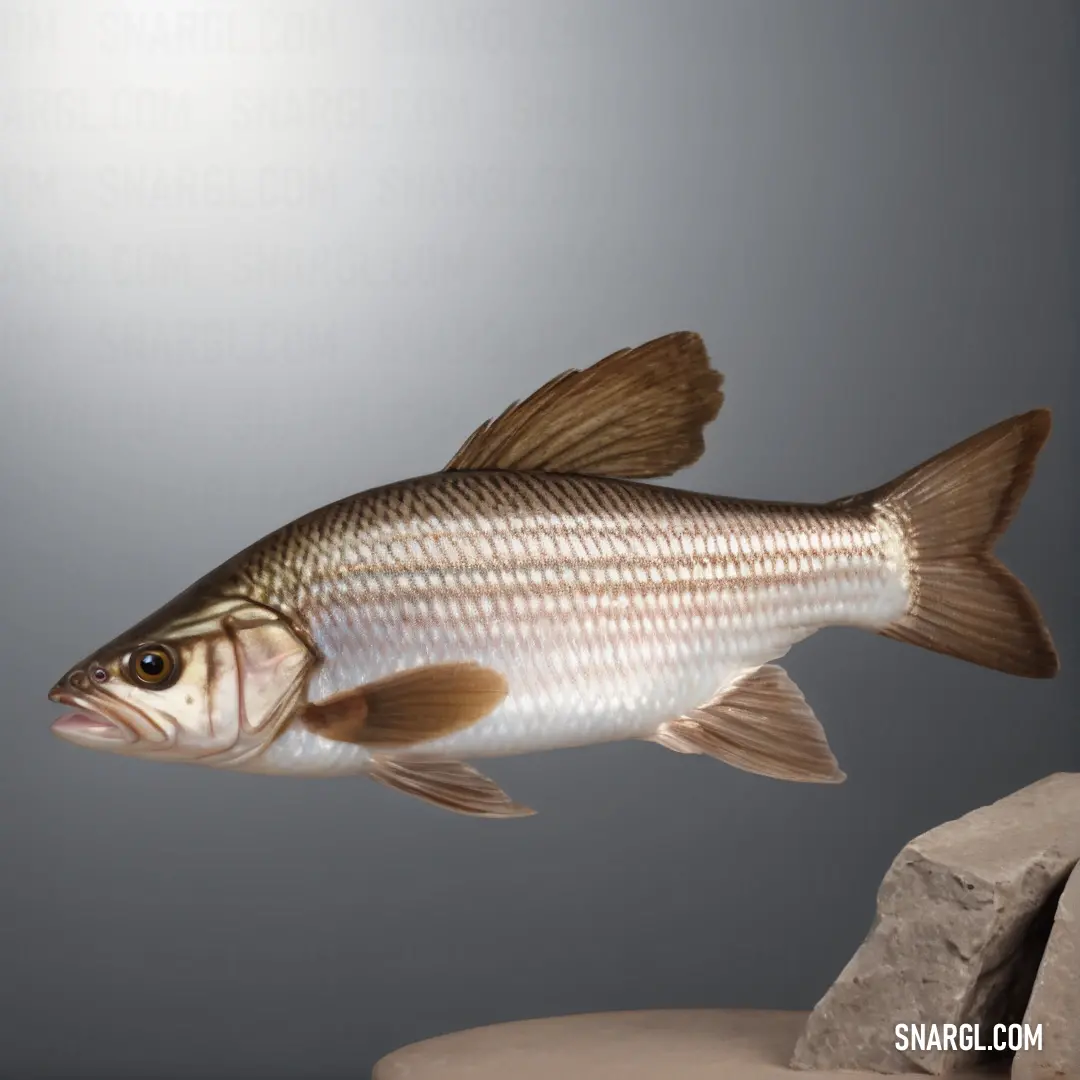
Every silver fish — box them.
[49,332,1059,816]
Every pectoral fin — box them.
[445,331,724,479]
[303,663,508,747]
[654,665,846,783]
[367,758,535,818]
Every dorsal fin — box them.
[445,331,724,479]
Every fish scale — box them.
[48,331,1058,816]
[232,470,909,774]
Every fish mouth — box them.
[49,689,134,745]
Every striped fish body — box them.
[234,470,909,774]
[48,332,1058,817]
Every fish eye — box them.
[129,645,178,689]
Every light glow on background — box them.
[0,3,1075,1077]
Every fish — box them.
[49,331,1059,817]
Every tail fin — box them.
[851,410,1059,678]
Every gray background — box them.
[0,1,1076,1077]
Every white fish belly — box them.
[258,567,907,776]
[247,473,912,776]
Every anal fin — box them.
[654,665,845,784]
[367,758,535,818]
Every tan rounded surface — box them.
[373,1009,1001,1078]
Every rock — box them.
[791,773,1080,1075]
[1012,862,1078,1080]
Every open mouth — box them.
[51,712,128,741]
[48,690,132,744]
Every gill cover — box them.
[51,598,314,768]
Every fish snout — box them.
[50,658,114,701]
[48,667,132,746]
[50,669,88,700]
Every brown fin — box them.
[445,331,724,478]
[303,663,508,746]
[367,758,535,818]
[653,665,846,783]
[843,410,1059,678]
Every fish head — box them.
[48,595,315,767]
